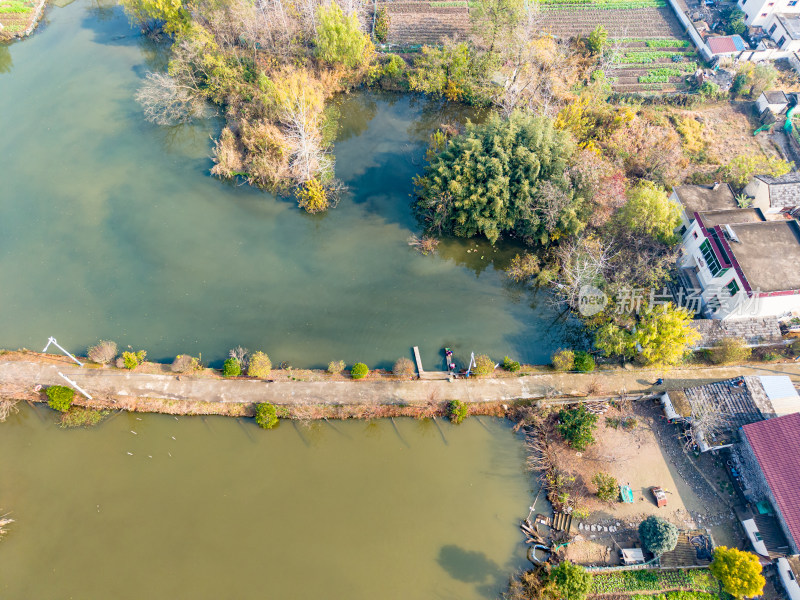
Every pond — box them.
[0,0,574,370]
[0,406,538,599]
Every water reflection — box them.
[0,45,12,74]
[438,545,501,584]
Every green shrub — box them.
[255,403,279,429]
[350,362,369,379]
[223,357,241,377]
[708,337,751,365]
[502,356,521,372]
[593,571,719,595]
[587,25,607,54]
[248,351,272,378]
[448,399,468,424]
[314,3,372,69]
[593,472,619,503]
[550,560,593,600]
[46,385,74,412]
[762,351,779,362]
[327,360,346,374]
[122,350,146,370]
[573,351,595,372]
[558,405,598,450]
[552,349,575,371]
[698,81,721,100]
[374,7,389,43]
[639,515,679,556]
[382,54,405,76]
[60,407,108,428]
[472,354,495,376]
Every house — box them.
[659,375,800,452]
[672,184,800,319]
[744,172,800,214]
[707,34,749,56]
[619,547,645,565]
[737,412,800,554]
[737,0,800,49]
[756,90,790,115]
[765,14,800,52]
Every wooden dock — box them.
[412,346,450,381]
[413,346,424,377]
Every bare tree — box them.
[229,346,250,371]
[88,340,117,365]
[534,180,573,231]
[0,399,19,423]
[552,237,614,309]
[135,72,211,126]
[0,512,13,539]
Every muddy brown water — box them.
[0,405,541,599]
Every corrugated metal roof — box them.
[708,35,747,54]
[759,376,800,416]
[743,413,800,552]
[708,36,736,54]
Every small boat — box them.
[620,484,634,503]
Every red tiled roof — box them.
[743,413,800,550]
[708,36,736,54]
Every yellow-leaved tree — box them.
[120,0,188,34]
[709,546,765,599]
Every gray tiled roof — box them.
[690,317,783,349]
[764,90,789,105]
[683,377,769,444]
[755,172,800,208]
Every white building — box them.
[672,184,800,319]
[744,171,800,213]
[756,90,790,115]
[737,0,800,52]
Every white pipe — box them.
[43,337,83,367]
[58,372,93,400]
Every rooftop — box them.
[742,413,800,551]
[682,376,770,446]
[777,14,800,41]
[727,221,800,293]
[698,208,764,228]
[754,172,800,208]
[763,90,790,105]
[755,171,800,185]
[673,184,736,215]
[707,35,747,54]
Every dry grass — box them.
[0,513,13,539]
[0,398,20,422]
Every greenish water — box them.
[0,1,572,369]
[0,407,535,599]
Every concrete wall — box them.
[666,0,713,61]
[744,178,772,212]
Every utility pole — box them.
[42,337,83,367]
[58,372,92,400]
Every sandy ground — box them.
[559,401,742,566]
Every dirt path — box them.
[3,353,800,409]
